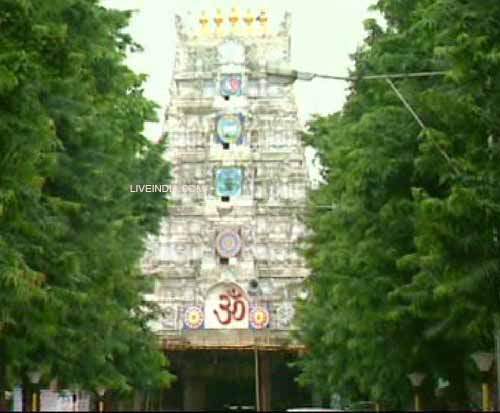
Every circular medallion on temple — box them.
[183,306,204,329]
[220,75,242,96]
[215,230,242,258]
[216,114,243,144]
[249,305,270,330]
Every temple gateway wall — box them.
[142,8,310,350]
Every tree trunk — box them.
[446,358,469,409]
[493,314,500,411]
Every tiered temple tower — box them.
[142,9,310,410]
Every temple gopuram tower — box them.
[142,9,311,410]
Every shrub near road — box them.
[0,0,173,401]
[296,0,500,409]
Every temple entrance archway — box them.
[160,349,310,411]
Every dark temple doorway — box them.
[160,349,310,411]
[205,351,255,410]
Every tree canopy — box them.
[0,0,173,395]
[296,0,500,409]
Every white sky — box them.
[101,0,379,141]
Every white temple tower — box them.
[142,9,311,410]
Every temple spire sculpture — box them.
[243,9,255,36]
[257,9,269,35]
[214,8,225,37]
[229,7,241,35]
[199,10,210,37]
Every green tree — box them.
[0,0,174,399]
[296,0,500,409]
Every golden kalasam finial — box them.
[257,9,269,35]
[199,10,210,36]
[229,7,241,34]
[214,8,225,36]
[243,9,255,35]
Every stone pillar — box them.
[183,376,207,411]
[22,381,34,412]
[258,352,272,411]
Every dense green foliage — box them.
[296,0,500,409]
[0,0,173,395]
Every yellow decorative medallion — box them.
[249,305,270,329]
[183,306,204,329]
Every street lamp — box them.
[28,371,42,412]
[407,372,426,411]
[266,63,447,82]
[472,352,495,411]
[265,63,459,174]
[97,387,106,413]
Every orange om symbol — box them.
[214,288,246,325]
